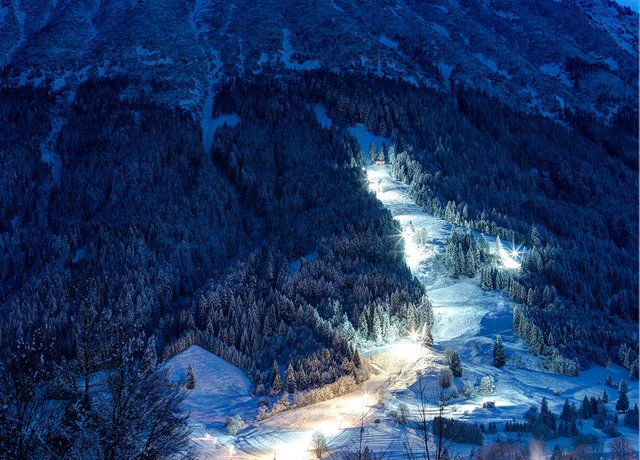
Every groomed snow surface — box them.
[166,119,638,459]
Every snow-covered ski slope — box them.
[350,123,639,457]
[167,117,637,459]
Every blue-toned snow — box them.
[378,35,399,49]
[313,104,332,128]
[281,29,320,71]
[163,345,256,453]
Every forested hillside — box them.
[295,71,637,370]
[0,76,432,457]
[0,0,637,450]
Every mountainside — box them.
[1,0,637,119]
[0,1,638,458]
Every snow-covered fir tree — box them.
[186,363,196,390]
[285,363,297,393]
[493,336,506,368]
[450,351,463,377]
[271,361,283,396]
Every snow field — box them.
[163,345,256,456]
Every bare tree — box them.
[0,332,64,460]
[311,431,328,459]
[609,438,634,460]
[404,371,477,460]
[57,335,197,460]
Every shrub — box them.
[225,416,246,436]
[390,403,410,425]
[477,375,495,395]
[439,367,453,389]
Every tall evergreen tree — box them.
[296,367,308,390]
[368,142,377,162]
[450,352,463,377]
[186,364,196,390]
[616,390,629,413]
[630,360,639,381]
[270,361,282,396]
[493,336,506,368]
[581,395,591,419]
[618,379,628,394]
[285,363,297,394]
[379,140,388,162]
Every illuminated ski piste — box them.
[364,146,512,344]
[176,122,637,459]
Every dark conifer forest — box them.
[0,54,637,459]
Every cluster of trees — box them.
[523,397,559,440]
[444,229,491,278]
[296,70,637,368]
[2,65,636,455]
[514,383,637,445]
[195,76,432,388]
[479,422,498,435]
[617,344,639,380]
[0,81,209,458]
[512,307,579,376]
[480,266,510,291]
[368,141,389,163]
[504,420,532,433]
[557,400,581,437]
[432,416,484,446]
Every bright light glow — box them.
[316,419,340,437]
[390,340,423,360]
[408,330,419,342]
[267,431,313,460]
[498,243,522,270]
[408,323,428,344]
[402,227,423,272]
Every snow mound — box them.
[163,345,255,453]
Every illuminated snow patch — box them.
[402,227,423,272]
[390,340,423,360]
[498,244,522,270]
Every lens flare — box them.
[498,242,522,269]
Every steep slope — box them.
[0,0,636,119]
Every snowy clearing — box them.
[201,52,225,153]
[163,345,256,455]
[313,104,332,128]
[0,6,7,26]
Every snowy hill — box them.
[163,345,256,454]
[0,1,637,458]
